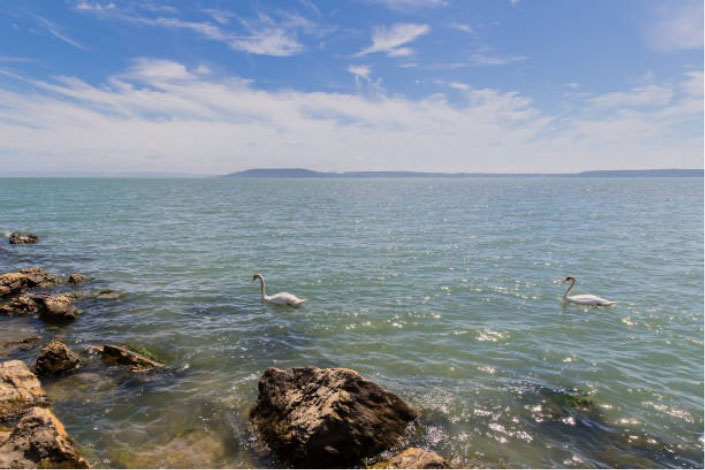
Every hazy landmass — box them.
[223,168,704,178]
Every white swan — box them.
[252,273,306,306]
[562,276,614,306]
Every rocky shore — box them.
[1,232,450,468]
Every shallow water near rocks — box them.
[0,177,703,468]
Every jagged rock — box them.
[34,341,81,377]
[0,406,90,468]
[371,448,450,469]
[0,360,49,419]
[8,233,38,245]
[37,295,79,323]
[98,344,165,372]
[0,295,39,316]
[250,367,419,468]
[0,267,58,297]
[67,274,90,285]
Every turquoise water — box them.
[0,177,703,468]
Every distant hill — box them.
[227,168,329,178]
[223,168,703,178]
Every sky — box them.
[0,0,703,175]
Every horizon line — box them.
[0,168,703,178]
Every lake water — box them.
[1,177,703,468]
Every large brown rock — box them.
[0,406,90,468]
[0,295,39,316]
[8,233,38,245]
[0,360,49,419]
[0,268,58,297]
[37,295,79,323]
[98,344,165,372]
[250,367,419,468]
[371,448,450,469]
[34,341,81,377]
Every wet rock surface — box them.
[34,341,81,377]
[97,344,166,372]
[0,295,39,316]
[8,233,38,245]
[250,366,419,468]
[37,295,80,323]
[0,406,90,468]
[0,360,49,418]
[0,267,58,297]
[370,448,450,469]
[68,273,90,285]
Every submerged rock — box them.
[8,233,38,245]
[0,360,49,419]
[95,289,121,300]
[98,344,165,372]
[0,337,41,357]
[370,448,450,469]
[0,295,39,316]
[67,273,90,285]
[108,428,227,468]
[0,406,90,468]
[37,295,79,323]
[34,341,81,377]
[0,267,58,297]
[250,366,419,468]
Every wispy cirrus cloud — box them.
[0,56,36,63]
[369,0,447,11]
[356,23,430,57]
[449,22,474,34]
[34,15,88,51]
[72,3,317,57]
[645,0,704,51]
[590,84,674,108]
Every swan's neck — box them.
[563,279,575,300]
[258,277,266,300]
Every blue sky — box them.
[0,0,702,174]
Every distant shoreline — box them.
[223,168,704,178]
[1,168,702,178]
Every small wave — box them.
[642,401,694,424]
[476,329,507,342]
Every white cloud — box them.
[680,71,704,97]
[347,65,372,83]
[590,84,674,108]
[0,59,701,174]
[356,23,430,57]
[74,1,116,13]
[449,22,474,34]
[203,9,236,25]
[470,51,526,66]
[370,0,447,11]
[646,1,704,51]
